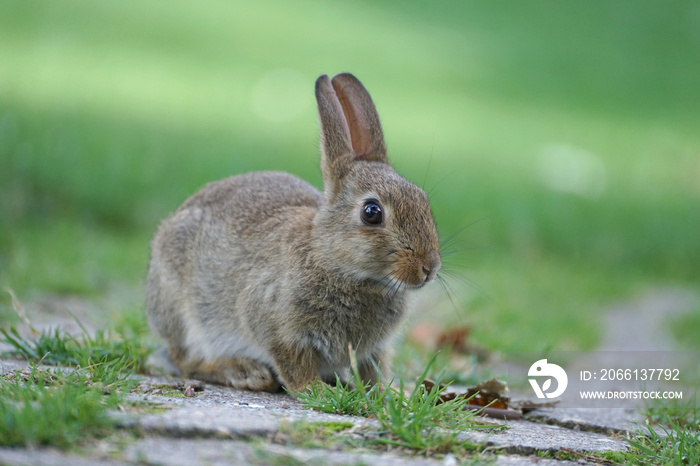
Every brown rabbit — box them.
[146,73,441,392]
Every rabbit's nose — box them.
[421,265,437,283]
[421,253,442,283]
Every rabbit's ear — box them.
[330,73,387,164]
[315,74,388,193]
[316,74,353,174]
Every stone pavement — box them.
[4,285,696,464]
[1,357,638,465]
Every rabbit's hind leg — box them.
[188,358,281,392]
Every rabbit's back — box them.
[146,171,321,367]
[150,170,320,280]
[179,171,320,233]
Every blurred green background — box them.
[1,0,699,354]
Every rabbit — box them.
[146,72,441,393]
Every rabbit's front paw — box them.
[223,358,281,392]
[189,357,280,392]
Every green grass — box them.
[531,420,700,466]
[276,420,355,450]
[1,326,149,382]
[643,393,700,432]
[611,396,700,465]
[0,363,127,449]
[296,375,377,418]
[433,253,637,352]
[1,312,154,375]
[292,353,494,454]
[1,0,699,355]
[0,313,154,449]
[670,309,700,351]
[0,221,151,297]
[626,421,700,466]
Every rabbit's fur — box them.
[146,73,441,392]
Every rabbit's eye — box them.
[361,201,383,226]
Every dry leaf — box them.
[421,377,522,419]
[436,327,470,352]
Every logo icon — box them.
[528,359,568,399]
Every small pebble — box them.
[178,379,205,391]
[184,386,195,397]
[443,454,458,466]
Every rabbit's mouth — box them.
[387,279,430,293]
[387,250,441,290]
[406,273,438,290]
[379,268,438,293]
[404,281,429,290]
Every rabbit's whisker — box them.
[440,267,488,297]
[435,273,464,321]
[426,172,452,198]
[388,273,406,299]
[439,216,490,250]
[440,246,487,257]
[421,131,435,191]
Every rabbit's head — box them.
[312,73,441,290]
